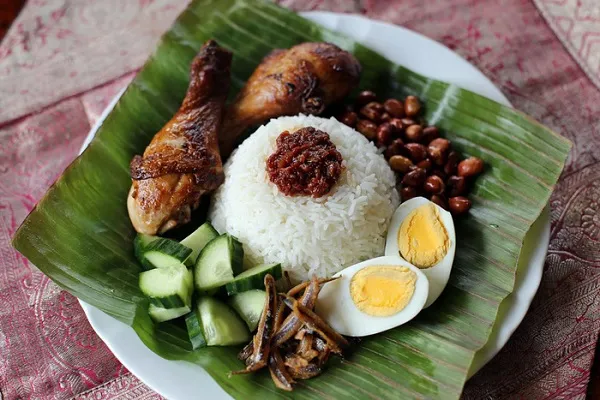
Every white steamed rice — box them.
[209,115,399,281]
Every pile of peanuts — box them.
[336,91,483,216]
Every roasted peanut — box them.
[416,158,432,171]
[457,157,484,178]
[404,143,428,162]
[359,102,383,122]
[447,175,466,197]
[389,118,404,132]
[402,167,426,187]
[370,101,385,113]
[424,175,445,195]
[384,139,405,159]
[389,155,413,173]
[448,196,471,215]
[401,186,417,201]
[383,98,405,118]
[444,151,460,175]
[404,95,421,117]
[339,111,358,127]
[356,119,378,140]
[430,194,448,210]
[405,124,423,142]
[431,168,447,180]
[377,123,393,146]
[341,94,482,211]
[427,138,451,165]
[356,90,377,107]
[401,118,417,129]
[422,126,440,143]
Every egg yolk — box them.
[350,266,417,317]
[397,203,449,269]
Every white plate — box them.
[78,11,549,398]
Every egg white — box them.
[384,197,456,308]
[314,255,429,337]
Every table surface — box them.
[0,1,598,399]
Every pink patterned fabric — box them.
[533,0,600,91]
[1,0,598,399]
[0,0,187,124]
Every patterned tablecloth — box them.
[1,0,599,399]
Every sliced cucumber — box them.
[148,304,191,323]
[134,233,156,264]
[134,233,192,270]
[185,311,207,349]
[194,234,243,292]
[229,290,267,332]
[194,297,250,346]
[225,263,282,295]
[181,222,219,266]
[139,264,193,309]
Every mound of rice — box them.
[209,115,399,281]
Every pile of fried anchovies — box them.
[231,274,349,391]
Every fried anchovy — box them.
[231,274,277,374]
[283,295,349,355]
[314,336,327,352]
[294,328,309,341]
[273,300,287,332]
[284,353,309,369]
[286,276,338,297]
[297,332,318,361]
[312,336,332,366]
[237,341,254,363]
[268,348,295,391]
[273,276,320,346]
[288,362,323,380]
[283,270,293,291]
[317,346,331,366]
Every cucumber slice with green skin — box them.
[139,264,193,309]
[181,222,218,267]
[184,311,207,349]
[229,290,267,332]
[134,234,159,270]
[194,234,243,292]
[134,234,192,270]
[195,297,250,346]
[148,304,191,323]
[134,233,156,261]
[225,263,282,295]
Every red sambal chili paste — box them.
[266,127,344,197]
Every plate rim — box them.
[78,10,548,398]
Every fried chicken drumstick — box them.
[219,42,361,156]
[128,40,232,234]
[128,41,360,234]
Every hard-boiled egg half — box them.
[385,197,456,308]
[315,256,428,337]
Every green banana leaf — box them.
[12,0,571,398]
